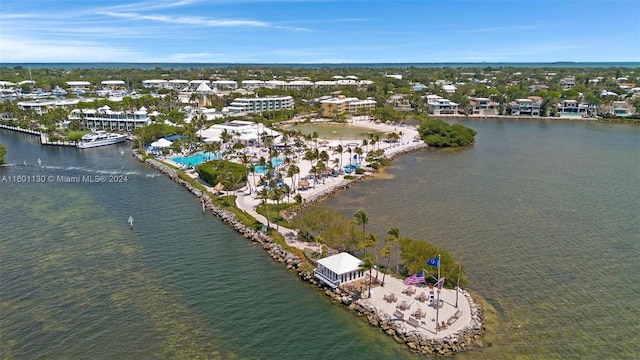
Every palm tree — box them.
[359,254,376,299]
[380,246,391,286]
[353,209,369,257]
[286,164,300,195]
[240,153,252,193]
[258,186,271,230]
[386,227,400,273]
[364,233,378,280]
[333,144,344,170]
[354,146,364,166]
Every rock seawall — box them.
[133,148,483,356]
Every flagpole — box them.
[435,254,441,334]
[456,263,461,308]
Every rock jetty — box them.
[133,147,484,357]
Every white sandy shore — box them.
[235,117,426,248]
[162,117,426,250]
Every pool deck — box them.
[160,117,425,251]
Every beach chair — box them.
[407,317,419,327]
[393,310,405,319]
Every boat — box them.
[77,130,127,149]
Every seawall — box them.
[132,147,484,357]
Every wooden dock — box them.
[0,124,78,147]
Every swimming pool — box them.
[171,152,220,167]
[252,158,284,174]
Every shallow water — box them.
[321,119,640,359]
[2,119,639,359]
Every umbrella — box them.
[151,138,172,148]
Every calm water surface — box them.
[321,119,640,359]
[1,118,638,359]
[0,129,414,360]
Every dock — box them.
[0,124,78,147]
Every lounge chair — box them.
[393,310,405,319]
[407,317,419,327]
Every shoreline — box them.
[132,130,485,356]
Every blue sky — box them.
[1,0,639,63]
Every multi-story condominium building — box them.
[101,80,126,89]
[471,97,499,116]
[142,79,168,88]
[241,80,265,89]
[427,97,459,115]
[227,95,294,114]
[66,81,91,91]
[211,80,238,90]
[559,77,576,90]
[557,99,589,117]
[18,99,80,115]
[68,106,150,131]
[509,97,542,116]
[319,96,376,118]
[189,80,210,89]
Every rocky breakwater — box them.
[384,141,429,160]
[132,151,304,271]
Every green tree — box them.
[359,254,376,298]
[353,209,369,257]
[380,246,391,286]
[385,227,400,273]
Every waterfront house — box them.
[600,101,635,117]
[314,252,365,289]
[471,97,499,116]
[427,96,459,115]
[557,100,589,118]
[509,97,542,116]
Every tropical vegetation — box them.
[418,119,477,147]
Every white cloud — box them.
[468,25,539,33]
[99,11,273,28]
[0,36,145,62]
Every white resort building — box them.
[17,99,80,115]
[68,106,150,131]
[314,252,365,289]
[227,95,294,114]
[196,120,281,146]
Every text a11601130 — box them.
[1,174,129,184]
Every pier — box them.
[0,124,78,147]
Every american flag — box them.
[404,271,426,285]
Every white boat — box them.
[77,130,127,149]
